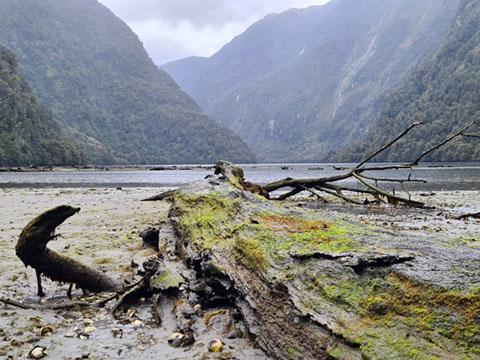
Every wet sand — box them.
[0,187,478,359]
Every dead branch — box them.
[142,190,176,201]
[462,133,480,139]
[261,121,476,206]
[411,121,474,165]
[454,212,480,220]
[151,294,162,325]
[15,205,120,297]
[111,274,150,314]
[355,121,423,168]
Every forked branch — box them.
[261,121,476,206]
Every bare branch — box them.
[410,121,475,165]
[356,121,423,168]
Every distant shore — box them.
[0,164,215,172]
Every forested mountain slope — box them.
[0,0,255,164]
[0,46,83,166]
[344,0,480,162]
[163,0,459,162]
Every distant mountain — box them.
[0,45,84,166]
[163,0,459,162]
[0,0,255,164]
[343,0,480,162]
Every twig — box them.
[462,133,480,139]
[299,185,328,202]
[454,212,480,220]
[111,274,150,314]
[359,174,427,184]
[142,190,176,202]
[151,294,162,325]
[352,172,423,207]
[0,297,95,310]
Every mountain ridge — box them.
[163,0,460,162]
[342,0,480,162]
[0,0,255,164]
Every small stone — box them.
[83,326,96,333]
[39,325,54,336]
[208,339,223,352]
[168,333,184,348]
[111,328,123,338]
[133,319,143,326]
[28,346,47,359]
[194,304,203,316]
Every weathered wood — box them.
[15,205,120,296]
[141,190,176,201]
[263,121,476,205]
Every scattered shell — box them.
[77,332,90,340]
[168,333,184,348]
[133,319,143,326]
[193,304,202,316]
[28,345,48,359]
[83,326,96,333]
[39,325,54,336]
[208,339,223,352]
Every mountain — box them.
[0,45,84,166]
[163,0,460,162]
[0,0,255,164]
[343,0,480,162]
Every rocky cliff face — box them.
[170,163,480,359]
[163,0,459,162]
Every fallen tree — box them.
[262,121,475,206]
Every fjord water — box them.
[1,163,480,191]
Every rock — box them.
[28,346,47,359]
[149,269,184,292]
[140,227,159,251]
[168,333,184,348]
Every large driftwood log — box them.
[16,205,120,296]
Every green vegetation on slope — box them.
[345,0,480,162]
[163,0,459,162]
[0,46,84,166]
[0,0,255,164]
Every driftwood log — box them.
[15,205,120,296]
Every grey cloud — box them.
[100,0,324,28]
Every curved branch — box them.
[16,205,120,295]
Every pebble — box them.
[208,339,223,352]
[28,346,47,359]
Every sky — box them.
[98,0,331,65]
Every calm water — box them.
[1,163,480,191]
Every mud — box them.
[0,187,478,359]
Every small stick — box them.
[151,294,162,326]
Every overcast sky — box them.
[98,0,331,65]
